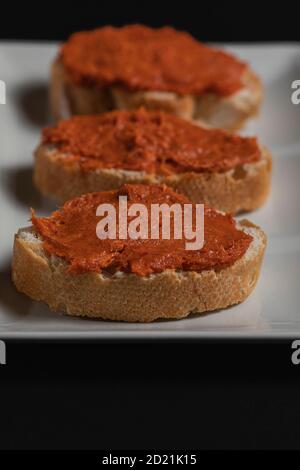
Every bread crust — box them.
[50,60,262,131]
[12,221,267,322]
[34,144,272,214]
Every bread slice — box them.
[34,143,271,214]
[12,220,266,322]
[50,60,262,131]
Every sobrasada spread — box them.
[42,109,260,175]
[31,184,253,276]
[61,25,246,96]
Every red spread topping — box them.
[61,25,246,96]
[31,184,252,276]
[43,109,260,175]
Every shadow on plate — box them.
[0,263,33,323]
[3,165,56,212]
[16,81,51,127]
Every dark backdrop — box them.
[2,341,300,450]
[1,0,300,452]
[1,1,299,42]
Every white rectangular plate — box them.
[0,42,300,339]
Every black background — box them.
[1,0,300,451]
[2,341,300,450]
[0,1,299,42]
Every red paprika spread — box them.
[61,25,246,96]
[31,184,252,276]
[43,109,260,175]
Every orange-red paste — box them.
[42,109,260,175]
[61,25,246,96]
[31,184,252,276]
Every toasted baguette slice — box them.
[34,144,271,214]
[12,220,266,322]
[50,60,262,131]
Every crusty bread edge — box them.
[34,145,272,214]
[12,221,267,322]
[50,59,262,131]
